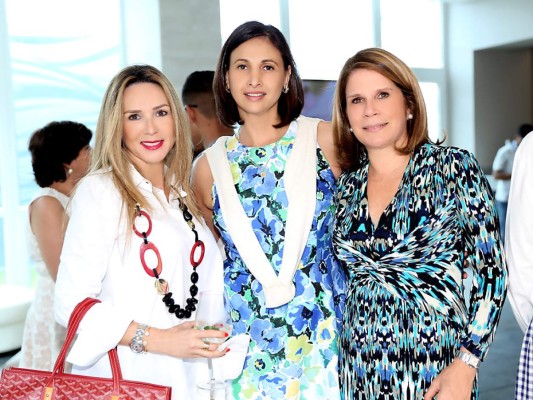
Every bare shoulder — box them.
[29,195,65,232]
[316,120,341,179]
[191,153,214,209]
[30,195,64,218]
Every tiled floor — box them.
[0,300,523,398]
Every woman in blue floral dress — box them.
[331,48,507,400]
[192,21,345,399]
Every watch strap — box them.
[456,350,480,369]
[130,323,149,354]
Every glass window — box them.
[420,82,442,142]
[0,0,159,286]
[380,0,443,68]
[7,0,122,204]
[219,0,281,43]
[0,152,2,208]
[289,0,374,80]
[0,218,4,284]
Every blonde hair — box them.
[91,64,197,226]
[332,48,434,171]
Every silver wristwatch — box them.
[456,350,480,369]
[130,323,148,354]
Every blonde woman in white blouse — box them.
[55,65,228,399]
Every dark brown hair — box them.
[213,21,304,128]
[29,121,92,187]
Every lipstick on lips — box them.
[245,91,265,100]
[141,140,164,150]
[363,123,387,132]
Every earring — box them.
[407,113,413,120]
[349,128,354,133]
[282,85,289,94]
[67,167,73,176]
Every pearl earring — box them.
[407,113,413,120]
[67,168,73,176]
[349,128,354,133]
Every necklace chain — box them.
[133,199,205,319]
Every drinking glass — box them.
[195,290,232,397]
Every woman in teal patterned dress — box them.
[331,48,507,400]
[192,21,345,399]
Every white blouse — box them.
[507,133,533,333]
[55,166,224,399]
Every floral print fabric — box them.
[212,120,345,399]
[333,143,507,400]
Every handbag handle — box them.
[45,298,122,396]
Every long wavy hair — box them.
[91,64,198,226]
[213,20,304,128]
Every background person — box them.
[181,70,234,157]
[491,123,533,242]
[17,120,92,370]
[192,21,345,399]
[332,47,507,400]
[54,65,228,399]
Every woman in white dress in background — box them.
[18,120,92,370]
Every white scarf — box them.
[205,116,320,308]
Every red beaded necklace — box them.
[133,199,205,319]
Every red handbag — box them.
[0,297,172,399]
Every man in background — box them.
[181,70,234,158]
[492,123,533,242]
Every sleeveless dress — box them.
[212,119,345,399]
[333,144,507,400]
[19,187,69,370]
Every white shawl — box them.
[205,116,320,308]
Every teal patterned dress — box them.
[333,143,507,400]
[212,119,345,399]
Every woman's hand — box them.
[147,321,229,359]
[423,357,477,400]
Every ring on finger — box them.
[202,343,210,350]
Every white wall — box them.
[474,49,532,169]
[446,0,533,163]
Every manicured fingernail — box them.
[224,332,229,337]
[225,348,231,353]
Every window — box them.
[380,0,444,69]
[0,0,161,286]
[219,0,281,42]
[219,0,446,144]
[289,0,375,80]
[420,82,443,142]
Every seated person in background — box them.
[181,70,234,157]
[18,120,92,370]
[492,123,532,242]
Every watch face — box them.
[130,341,144,353]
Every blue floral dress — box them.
[212,119,345,399]
[333,143,507,400]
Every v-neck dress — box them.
[333,143,507,400]
[212,119,346,399]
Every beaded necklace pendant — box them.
[132,200,204,319]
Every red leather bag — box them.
[0,297,172,399]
